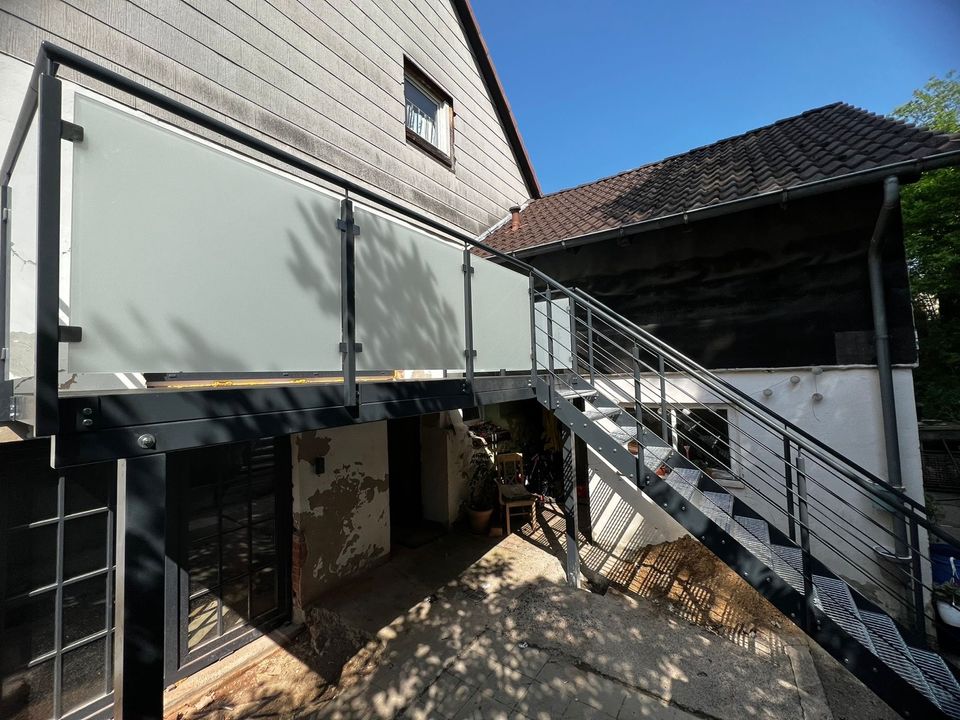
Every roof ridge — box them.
[537,101,943,200]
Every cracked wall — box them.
[291,422,390,611]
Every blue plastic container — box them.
[931,543,960,584]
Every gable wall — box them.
[0,0,531,235]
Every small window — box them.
[404,62,452,163]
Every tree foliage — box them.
[892,71,960,421]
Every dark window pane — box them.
[62,514,108,580]
[188,534,219,597]
[188,593,219,650]
[4,525,57,598]
[250,485,275,524]
[221,576,249,633]
[251,567,278,620]
[187,483,217,541]
[221,528,248,581]
[251,521,277,569]
[220,482,248,532]
[62,575,108,647]
[1,656,54,720]
[0,590,56,674]
[63,464,111,516]
[0,458,58,528]
[61,638,107,715]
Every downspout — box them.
[868,175,909,561]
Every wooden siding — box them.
[0,0,531,234]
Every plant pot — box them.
[467,507,493,535]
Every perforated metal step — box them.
[860,611,937,708]
[732,515,772,566]
[770,544,804,594]
[812,575,875,653]
[585,406,622,422]
[910,647,960,718]
[700,491,734,533]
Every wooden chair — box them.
[495,452,536,534]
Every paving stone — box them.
[452,690,513,720]
[618,693,699,719]
[562,698,618,719]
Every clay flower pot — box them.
[467,507,493,535]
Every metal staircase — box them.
[523,273,960,719]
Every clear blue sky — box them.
[472,0,960,194]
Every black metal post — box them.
[462,248,475,383]
[339,198,358,409]
[784,437,796,542]
[528,274,537,387]
[0,183,9,386]
[34,68,62,437]
[564,402,581,587]
[114,452,167,720]
[909,516,927,644]
[797,454,814,630]
[658,354,668,442]
[545,290,555,377]
[585,306,595,386]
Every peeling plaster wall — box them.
[291,422,390,609]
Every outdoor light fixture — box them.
[314,457,325,475]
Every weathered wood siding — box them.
[0,0,531,234]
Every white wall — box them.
[587,366,924,621]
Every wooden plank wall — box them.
[0,0,532,234]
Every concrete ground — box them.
[169,504,898,720]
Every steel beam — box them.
[114,453,167,720]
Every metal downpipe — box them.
[867,175,909,561]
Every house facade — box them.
[0,2,537,719]
[482,105,960,625]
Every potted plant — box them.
[466,448,498,534]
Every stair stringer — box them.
[540,380,952,720]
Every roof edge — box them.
[507,148,960,259]
[452,0,541,199]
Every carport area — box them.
[164,506,893,720]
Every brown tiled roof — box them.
[483,102,960,254]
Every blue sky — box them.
[472,0,960,194]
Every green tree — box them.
[892,71,960,421]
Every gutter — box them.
[868,176,910,563]
[506,149,960,259]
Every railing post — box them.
[528,274,537,387]
[658,353,669,443]
[631,343,644,445]
[784,437,796,543]
[545,289,555,377]
[586,306,595,387]
[909,515,927,644]
[797,454,814,630]
[462,248,475,384]
[34,67,63,437]
[338,198,358,409]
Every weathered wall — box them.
[419,411,474,527]
[0,0,531,235]
[291,422,390,611]
[586,366,926,622]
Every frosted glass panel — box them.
[471,258,531,372]
[354,205,465,371]
[69,96,342,373]
[535,297,573,370]
[6,119,38,381]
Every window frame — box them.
[403,60,455,168]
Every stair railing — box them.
[521,272,959,643]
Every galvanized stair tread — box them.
[770,544,805,594]
[731,515,772,566]
[812,575,875,653]
[608,426,635,446]
[859,611,938,708]
[585,406,622,422]
[910,647,960,718]
[558,387,599,400]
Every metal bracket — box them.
[461,264,475,274]
[464,349,478,358]
[1,207,9,223]
[336,218,359,235]
[58,325,82,343]
[338,342,363,353]
[60,120,84,142]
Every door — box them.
[166,437,291,682]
